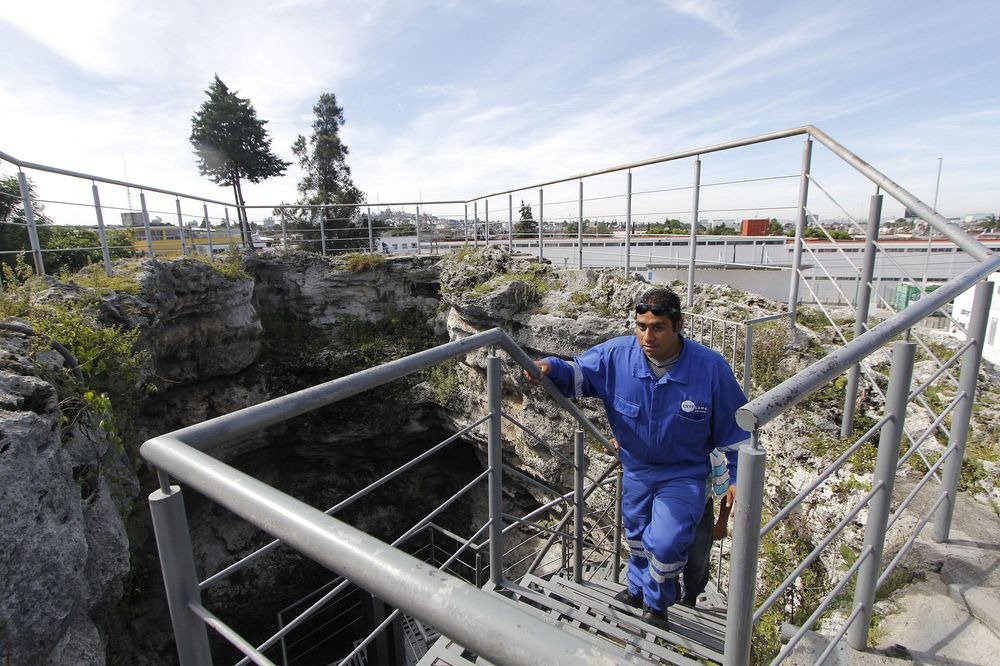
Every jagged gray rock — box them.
[0,327,130,666]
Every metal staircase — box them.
[416,565,727,666]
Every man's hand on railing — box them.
[524,360,551,385]
[609,436,619,451]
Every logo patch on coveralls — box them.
[681,400,708,415]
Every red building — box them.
[741,218,769,236]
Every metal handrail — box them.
[737,255,1000,431]
[142,329,625,665]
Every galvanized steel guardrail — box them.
[141,328,629,665]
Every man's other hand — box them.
[524,359,551,385]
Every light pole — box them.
[921,157,943,290]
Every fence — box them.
[141,328,633,665]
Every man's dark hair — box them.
[637,288,682,327]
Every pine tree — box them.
[190,75,289,244]
[289,93,365,253]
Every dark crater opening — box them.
[183,423,489,664]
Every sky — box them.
[1,0,998,227]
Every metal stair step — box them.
[516,574,709,666]
[551,573,728,643]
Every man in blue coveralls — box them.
[527,287,749,630]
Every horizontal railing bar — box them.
[745,311,795,326]
[754,481,881,622]
[760,413,890,537]
[278,574,345,617]
[887,441,959,533]
[738,255,1000,430]
[336,605,404,666]
[425,521,485,553]
[804,126,992,261]
[392,470,489,546]
[188,602,276,666]
[771,544,874,665]
[684,311,746,327]
[249,578,354,661]
[0,150,238,208]
[474,127,811,200]
[878,492,949,589]
[895,394,963,472]
[328,416,489,517]
[500,413,578,471]
[501,513,573,540]
[285,602,363,654]
[908,341,974,400]
[815,603,866,666]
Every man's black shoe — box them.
[641,605,670,632]
[679,596,697,608]
[613,588,643,609]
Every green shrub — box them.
[342,252,387,272]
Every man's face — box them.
[635,311,681,362]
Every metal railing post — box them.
[91,184,113,276]
[788,137,813,323]
[203,204,215,258]
[487,354,504,585]
[508,193,513,252]
[612,466,623,584]
[15,172,46,275]
[175,198,188,258]
[842,193,882,437]
[224,208,234,246]
[416,205,422,254]
[934,279,993,542]
[463,203,468,246]
[139,191,155,256]
[687,157,701,307]
[483,200,489,246]
[149,484,212,665]
[849,340,915,649]
[724,436,766,666]
[280,211,288,251]
[367,205,374,252]
[741,323,754,396]
[573,430,585,583]
[538,188,544,261]
[577,180,584,269]
[473,201,479,247]
[319,208,327,256]
[624,171,633,277]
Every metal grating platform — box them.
[416,569,726,665]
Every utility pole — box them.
[921,157,943,289]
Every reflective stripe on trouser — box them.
[622,472,706,611]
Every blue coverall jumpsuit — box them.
[543,335,749,611]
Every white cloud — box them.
[663,0,741,38]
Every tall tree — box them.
[288,93,365,253]
[190,75,289,245]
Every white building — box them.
[950,272,1000,366]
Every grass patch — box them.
[189,249,250,280]
[426,359,461,408]
[341,252,387,273]
[68,261,143,295]
[750,322,793,391]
